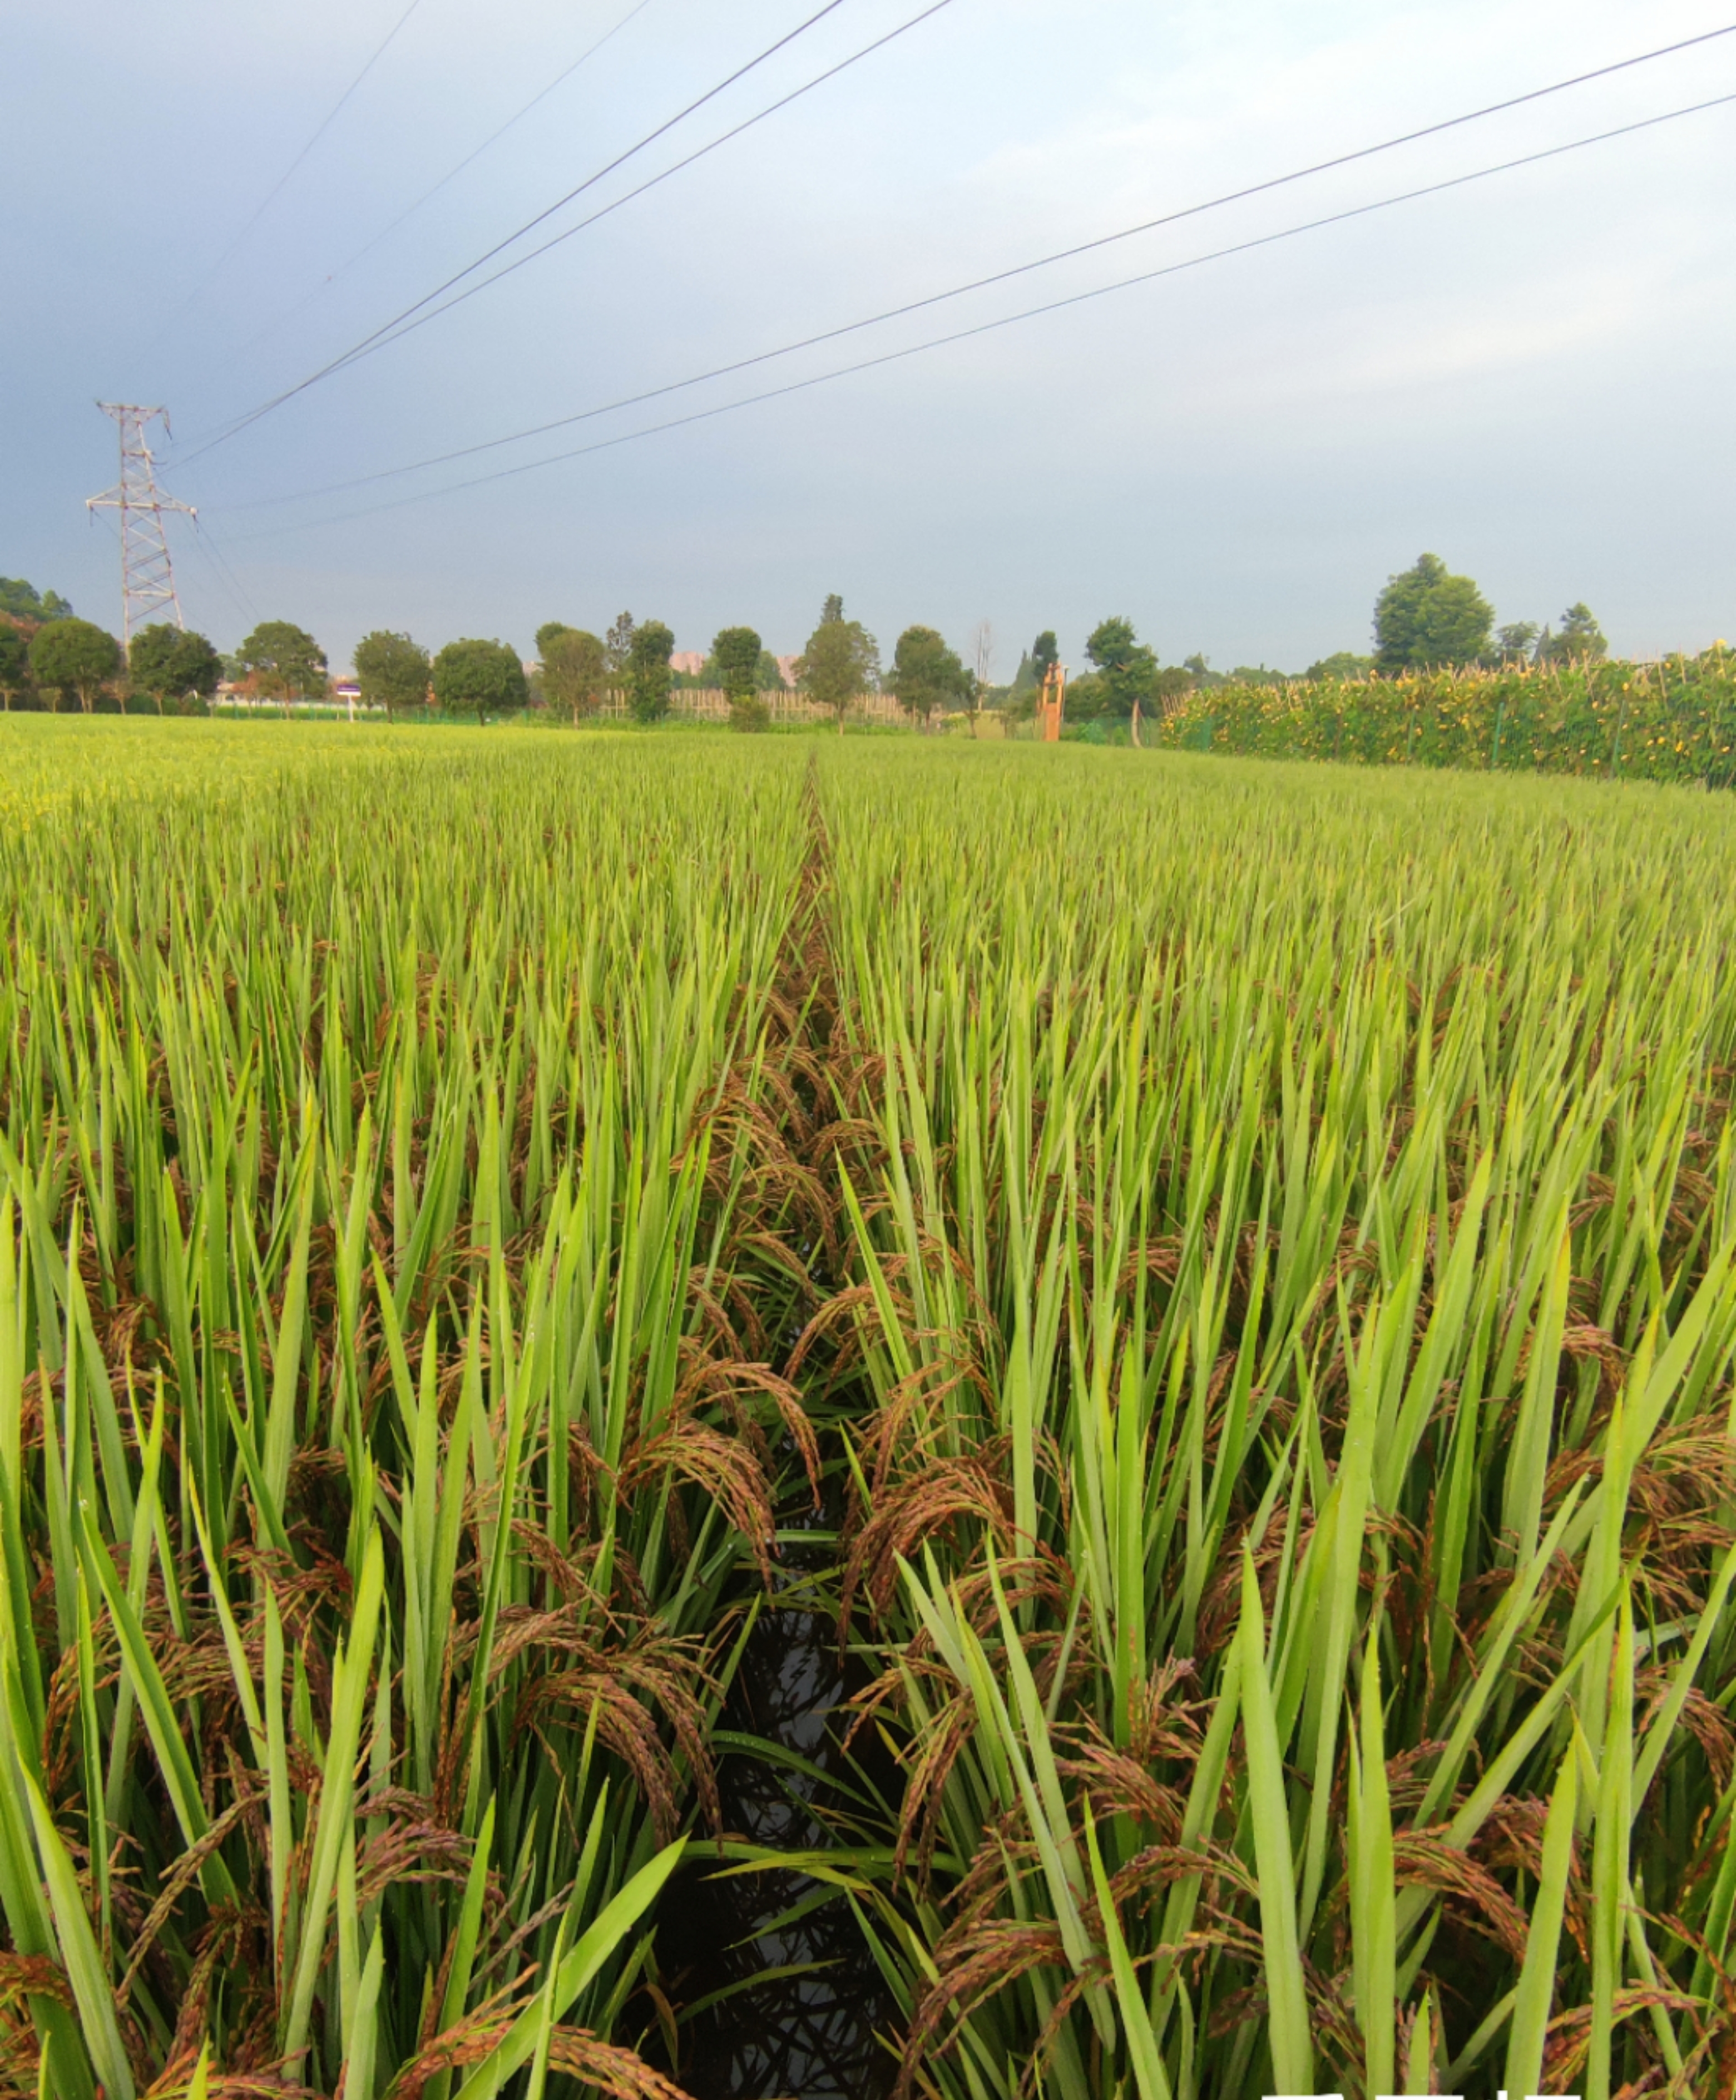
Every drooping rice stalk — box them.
[0,722,816,2095]
[6,718,1736,2100]
[809,742,1736,2100]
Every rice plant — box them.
[808,744,1736,2100]
[0,721,816,2096]
[4,718,1736,2099]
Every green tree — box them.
[1536,602,1607,664]
[1082,616,1158,719]
[29,617,121,713]
[1304,650,1375,681]
[235,620,328,698]
[431,638,528,723]
[353,630,432,719]
[890,624,971,728]
[712,625,767,730]
[798,607,879,734]
[542,628,607,724]
[1493,621,1540,665]
[0,626,33,710]
[1373,554,1493,672]
[0,578,73,625]
[712,625,762,701]
[605,611,637,672]
[627,619,675,723]
[129,624,221,713]
[1031,630,1059,689]
[535,620,575,658]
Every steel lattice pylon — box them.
[86,403,197,644]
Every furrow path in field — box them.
[657,752,902,2100]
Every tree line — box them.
[520,599,982,732]
[1371,552,1608,672]
[0,610,222,715]
[0,554,1619,725]
[1003,559,1613,727]
[0,582,986,730]
[358,599,978,732]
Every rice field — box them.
[3,716,1736,2099]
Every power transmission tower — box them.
[86,404,197,644]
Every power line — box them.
[216,16,1736,514]
[199,518,262,620]
[217,89,1736,544]
[269,0,961,392]
[211,0,661,376]
[174,0,867,464]
[302,0,662,289]
[185,521,262,633]
[144,0,427,359]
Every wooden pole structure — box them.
[1040,663,1066,742]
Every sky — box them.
[4,0,1734,676]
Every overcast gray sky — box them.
[6,0,1734,674]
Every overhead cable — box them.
[186,523,263,629]
[219,90,1736,542]
[213,0,662,373]
[275,0,961,389]
[219,16,1736,512]
[174,0,871,462]
[144,0,428,358]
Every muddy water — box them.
[654,1530,899,2098]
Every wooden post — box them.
[1040,664,1066,742]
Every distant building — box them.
[775,655,800,689]
[670,651,707,677]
